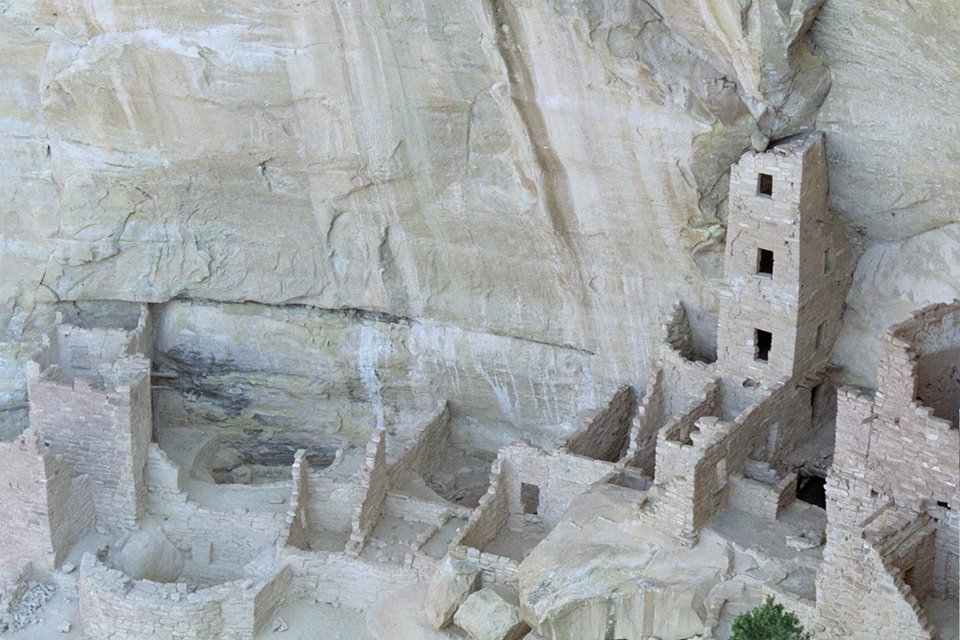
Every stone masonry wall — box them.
[346,429,388,554]
[818,508,938,640]
[277,547,421,609]
[886,300,960,427]
[727,471,796,521]
[279,449,310,550]
[449,544,519,590]
[562,386,636,462]
[818,303,960,638]
[0,430,94,575]
[621,368,665,476]
[145,445,284,584]
[656,378,721,476]
[386,401,451,488]
[456,457,508,551]
[79,554,291,640]
[304,470,357,538]
[652,377,814,542]
[27,357,152,529]
[500,444,618,529]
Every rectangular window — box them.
[823,248,834,274]
[521,483,540,515]
[716,456,728,489]
[815,322,825,349]
[757,172,773,197]
[755,329,772,362]
[756,248,774,275]
[811,384,822,418]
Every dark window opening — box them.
[757,172,773,197]
[810,384,822,415]
[755,329,772,362]
[796,471,826,508]
[937,500,950,509]
[756,248,775,275]
[823,248,834,274]
[815,322,825,350]
[521,482,540,515]
[903,565,921,596]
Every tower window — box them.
[756,248,774,275]
[757,172,773,197]
[823,248,834,274]
[815,322,825,349]
[755,329,772,362]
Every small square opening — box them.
[755,329,772,362]
[521,482,540,515]
[796,471,826,508]
[757,172,773,197]
[756,248,774,275]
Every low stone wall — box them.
[449,544,519,589]
[384,487,468,525]
[277,548,421,608]
[651,376,818,542]
[562,386,636,462]
[347,402,452,554]
[500,444,618,529]
[655,379,722,484]
[79,555,291,640]
[145,445,285,584]
[727,471,796,521]
[304,469,357,537]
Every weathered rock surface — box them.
[454,588,529,640]
[424,555,482,629]
[0,0,957,442]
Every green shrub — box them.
[730,596,812,640]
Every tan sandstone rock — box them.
[454,588,529,640]
[423,555,481,629]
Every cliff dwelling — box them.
[0,2,958,640]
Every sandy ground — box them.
[254,599,374,640]
[368,583,467,640]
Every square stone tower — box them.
[26,312,153,530]
[716,132,848,386]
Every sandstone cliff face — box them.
[0,0,957,438]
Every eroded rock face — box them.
[454,588,529,640]
[0,0,957,439]
[424,555,482,629]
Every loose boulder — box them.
[119,529,185,583]
[423,556,481,629]
[454,588,529,640]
